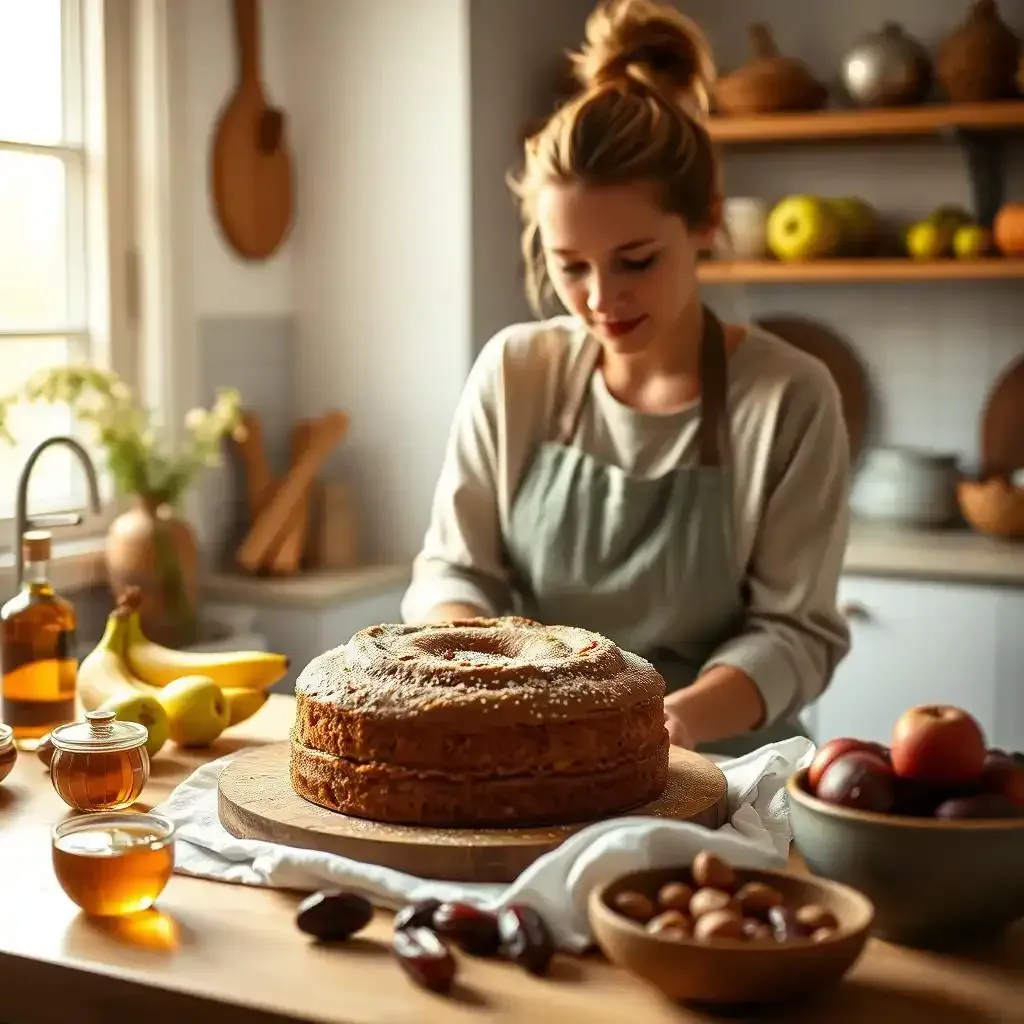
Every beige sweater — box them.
[401,316,852,726]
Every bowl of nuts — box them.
[587,851,873,1006]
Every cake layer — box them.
[294,618,665,728]
[294,690,666,774]
[289,733,671,828]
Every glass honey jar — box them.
[0,724,17,784]
[52,810,176,916]
[49,709,150,811]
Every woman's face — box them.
[537,180,717,357]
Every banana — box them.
[77,612,170,757]
[123,610,289,691]
[222,687,270,727]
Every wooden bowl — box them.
[588,865,873,1006]
[787,768,1024,947]
[958,477,1024,538]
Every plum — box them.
[815,751,895,813]
[933,794,1024,820]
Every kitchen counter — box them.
[0,695,1020,1023]
[845,521,1024,588]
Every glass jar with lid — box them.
[49,709,150,811]
[0,724,16,785]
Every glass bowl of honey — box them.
[52,810,176,916]
[48,709,150,811]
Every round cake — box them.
[289,616,669,828]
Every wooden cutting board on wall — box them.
[755,315,871,462]
[210,0,294,260]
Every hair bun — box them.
[570,0,715,116]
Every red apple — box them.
[980,752,1024,807]
[815,751,895,813]
[808,737,889,792]
[890,705,987,785]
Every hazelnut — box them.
[691,851,736,892]
[688,887,735,919]
[741,918,773,942]
[795,904,838,933]
[656,881,694,913]
[736,881,784,918]
[646,910,692,937]
[693,909,745,942]
[612,890,655,924]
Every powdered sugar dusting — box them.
[295,617,665,725]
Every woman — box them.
[400,0,851,758]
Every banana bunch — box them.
[77,601,289,754]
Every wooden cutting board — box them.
[218,743,729,883]
[210,0,294,260]
[980,353,1024,480]
[755,315,871,462]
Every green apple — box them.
[905,221,947,260]
[766,196,839,261]
[827,197,879,256]
[100,692,169,758]
[952,224,993,259]
[157,675,230,748]
[928,204,973,232]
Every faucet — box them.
[14,436,103,588]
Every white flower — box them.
[184,408,207,431]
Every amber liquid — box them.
[53,822,174,916]
[50,746,149,811]
[0,569,77,748]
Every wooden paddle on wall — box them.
[210,0,295,261]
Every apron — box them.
[503,306,807,759]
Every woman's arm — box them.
[666,364,852,747]
[421,601,489,622]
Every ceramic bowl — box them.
[787,767,1024,947]
[588,865,873,1006]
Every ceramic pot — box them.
[105,497,200,648]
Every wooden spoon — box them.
[210,0,294,261]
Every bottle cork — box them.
[22,530,52,562]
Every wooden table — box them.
[0,695,1020,1023]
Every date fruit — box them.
[688,887,735,919]
[295,890,374,942]
[656,881,694,913]
[646,910,692,937]
[497,904,555,976]
[816,751,895,813]
[693,909,745,942]
[392,927,457,993]
[394,898,442,932]
[433,901,501,957]
[612,890,655,923]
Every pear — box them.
[100,691,169,758]
[158,675,230,748]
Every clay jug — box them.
[937,0,1021,102]
[105,497,200,648]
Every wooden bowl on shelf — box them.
[588,865,873,1006]
[957,477,1024,538]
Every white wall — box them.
[182,0,294,318]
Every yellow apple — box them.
[766,196,840,261]
[905,222,946,260]
[952,224,993,259]
[157,675,230,748]
[827,197,879,256]
[99,692,169,757]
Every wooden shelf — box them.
[706,101,1024,145]
[698,258,1024,284]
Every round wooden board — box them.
[217,743,729,883]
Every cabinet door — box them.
[806,577,1000,746]
[993,590,1024,753]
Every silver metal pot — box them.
[850,447,961,527]
[840,22,932,107]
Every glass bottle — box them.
[0,531,78,750]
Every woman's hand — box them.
[663,696,696,749]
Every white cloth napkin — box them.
[153,737,815,953]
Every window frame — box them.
[0,0,137,551]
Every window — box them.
[0,0,132,537]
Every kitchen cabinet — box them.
[804,576,1013,748]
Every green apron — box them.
[503,307,807,759]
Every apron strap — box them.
[697,305,728,468]
[555,336,602,446]
[555,306,729,461]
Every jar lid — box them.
[50,710,149,754]
[0,724,12,754]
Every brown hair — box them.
[510,0,719,315]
